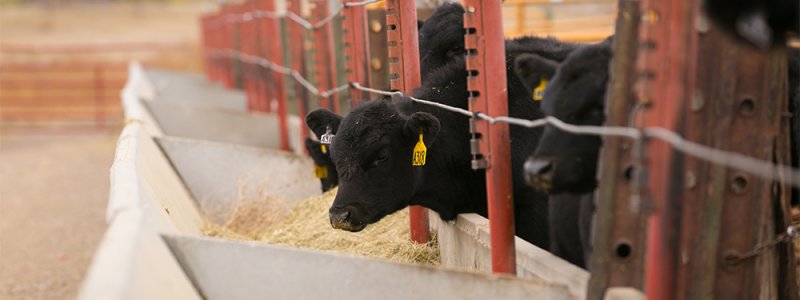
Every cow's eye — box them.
[372,153,389,166]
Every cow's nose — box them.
[525,158,555,191]
[329,207,351,225]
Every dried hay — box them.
[204,188,440,266]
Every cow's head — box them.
[307,100,440,232]
[516,39,613,194]
[305,110,343,192]
[419,3,466,77]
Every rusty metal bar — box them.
[257,1,273,113]
[636,0,698,299]
[287,0,310,150]
[385,0,429,244]
[462,0,516,274]
[222,5,236,89]
[677,19,794,300]
[311,0,339,112]
[587,0,645,298]
[342,0,372,107]
[241,1,258,112]
[367,10,389,91]
[258,0,290,151]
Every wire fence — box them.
[202,0,800,190]
[205,47,800,189]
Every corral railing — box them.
[0,42,198,133]
[199,0,799,298]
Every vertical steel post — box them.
[241,1,257,112]
[342,0,372,107]
[287,0,310,148]
[311,0,339,112]
[259,0,290,151]
[462,0,516,274]
[636,0,697,299]
[223,5,236,89]
[386,0,429,244]
[588,0,646,298]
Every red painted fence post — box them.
[311,0,340,113]
[287,0,310,149]
[259,0,290,151]
[386,0,429,244]
[342,0,372,107]
[462,0,516,274]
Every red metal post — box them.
[223,5,236,89]
[462,0,516,274]
[386,0,429,244]
[200,15,211,81]
[259,0,290,151]
[342,0,372,107]
[241,1,257,112]
[287,0,310,149]
[255,1,273,113]
[311,0,340,112]
[636,0,697,299]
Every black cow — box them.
[304,113,343,192]
[513,38,613,268]
[306,55,552,249]
[521,39,613,195]
[418,3,580,80]
[703,0,798,49]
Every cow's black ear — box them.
[404,112,440,146]
[514,53,559,90]
[305,108,342,139]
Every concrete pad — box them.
[432,212,590,299]
[156,136,320,223]
[163,234,573,300]
[143,100,304,153]
[144,69,247,111]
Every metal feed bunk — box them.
[200,0,799,299]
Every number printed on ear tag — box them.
[412,132,427,166]
[533,78,548,101]
[314,164,328,179]
[320,126,334,145]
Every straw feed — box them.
[204,188,440,265]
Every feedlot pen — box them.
[78,64,588,299]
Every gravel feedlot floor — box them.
[0,134,117,299]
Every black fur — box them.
[312,55,551,249]
[703,0,799,48]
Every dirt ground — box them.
[0,133,119,299]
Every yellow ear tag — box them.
[533,78,548,101]
[320,144,327,154]
[412,132,427,166]
[313,164,328,179]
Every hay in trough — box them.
[204,188,440,266]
